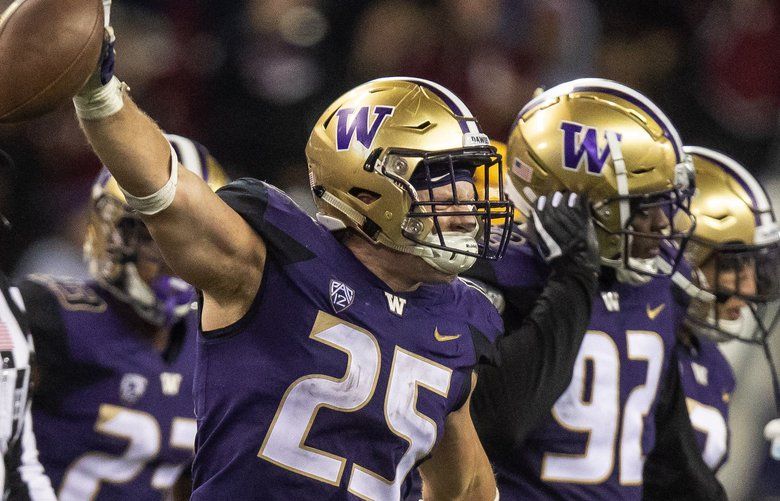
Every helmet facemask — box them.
[86,195,194,328]
[597,185,696,284]
[685,239,780,344]
[380,147,514,274]
[306,77,515,277]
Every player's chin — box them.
[631,245,661,260]
[721,307,743,322]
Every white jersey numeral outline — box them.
[541,330,665,485]
[58,404,196,500]
[686,398,728,470]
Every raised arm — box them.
[470,193,600,450]
[74,22,263,329]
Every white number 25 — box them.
[258,311,453,501]
[541,330,665,485]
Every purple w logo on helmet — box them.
[335,106,395,151]
[560,121,622,175]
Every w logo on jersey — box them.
[384,292,407,316]
[329,279,355,313]
[335,106,395,151]
[160,372,183,396]
[560,121,622,175]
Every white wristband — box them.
[119,144,179,215]
[73,76,127,120]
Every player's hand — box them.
[528,191,600,276]
[78,0,116,96]
[74,0,125,121]
[765,418,780,460]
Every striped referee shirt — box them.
[0,274,55,500]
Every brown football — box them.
[0,0,104,123]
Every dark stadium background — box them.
[0,0,778,498]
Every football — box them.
[0,0,104,123]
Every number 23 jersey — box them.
[192,179,502,500]
[19,276,198,501]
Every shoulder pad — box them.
[217,179,318,265]
[458,277,505,314]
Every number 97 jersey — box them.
[495,274,680,500]
[19,276,199,501]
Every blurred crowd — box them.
[0,0,777,495]
[1,0,778,276]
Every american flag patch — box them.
[512,158,534,183]
[0,319,13,351]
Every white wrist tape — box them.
[119,143,179,215]
[73,76,127,120]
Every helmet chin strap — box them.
[419,232,479,275]
[123,263,166,326]
[708,313,745,336]
[125,263,156,307]
[112,263,192,328]
[604,130,653,285]
[378,228,479,275]
[615,256,658,285]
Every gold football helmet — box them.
[506,78,695,283]
[306,77,513,275]
[84,134,230,326]
[676,146,780,343]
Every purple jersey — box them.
[20,276,198,501]
[192,179,502,500]
[676,338,734,471]
[477,240,681,500]
[496,276,680,499]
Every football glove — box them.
[529,191,600,277]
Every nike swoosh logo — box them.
[646,303,666,320]
[434,327,461,342]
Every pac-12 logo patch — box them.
[560,121,622,175]
[329,279,355,313]
[120,373,148,405]
[335,106,395,151]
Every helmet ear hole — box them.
[349,188,382,205]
